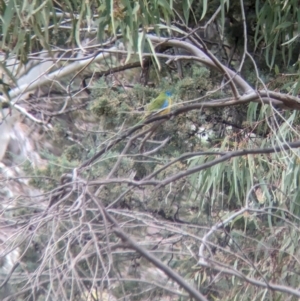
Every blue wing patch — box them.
[161,99,169,109]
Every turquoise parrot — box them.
[145,91,172,118]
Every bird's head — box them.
[165,91,172,97]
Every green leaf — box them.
[292,78,300,96]
[137,31,146,67]
[158,0,172,14]
[1,0,15,44]
[145,36,161,70]
[0,60,17,87]
[275,21,293,30]
[132,1,140,22]
[31,0,48,15]
[110,0,115,35]
[281,34,299,46]
[220,0,226,30]
[124,26,133,64]
[182,0,193,24]
[75,3,86,51]
[200,0,207,21]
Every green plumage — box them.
[145,91,172,117]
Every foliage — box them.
[1,1,300,301]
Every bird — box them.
[145,90,172,118]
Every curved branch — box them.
[147,35,254,94]
[9,47,117,104]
